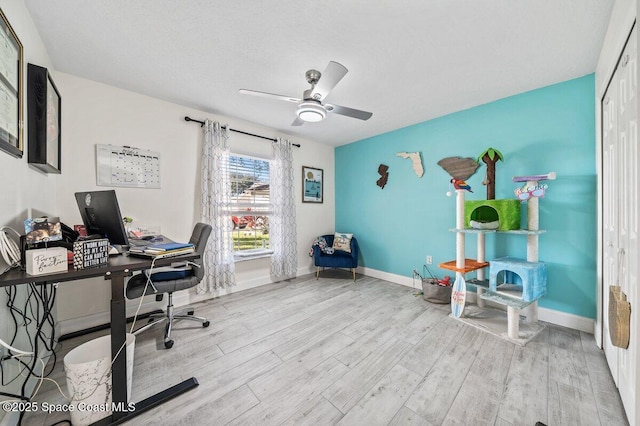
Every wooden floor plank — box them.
[272,312,356,361]
[323,337,413,414]
[398,315,462,376]
[469,334,514,385]
[580,333,629,425]
[404,328,487,424]
[497,346,549,425]
[395,306,448,345]
[291,331,356,370]
[136,384,260,425]
[193,350,283,401]
[549,344,591,390]
[441,371,503,426]
[280,396,344,426]
[548,324,583,352]
[548,379,601,426]
[388,405,435,426]
[337,364,422,426]
[228,357,350,425]
[247,357,310,401]
[20,274,628,426]
[494,417,514,426]
[333,322,399,368]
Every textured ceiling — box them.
[25,0,614,146]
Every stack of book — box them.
[128,242,195,259]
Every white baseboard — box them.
[58,267,308,336]
[357,266,418,289]
[357,266,595,334]
[58,265,595,336]
[58,297,167,336]
[537,306,594,334]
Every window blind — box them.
[228,155,270,215]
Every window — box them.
[228,154,271,256]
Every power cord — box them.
[2,255,167,423]
[0,226,21,275]
[1,281,57,426]
[129,257,159,334]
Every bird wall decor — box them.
[451,178,473,193]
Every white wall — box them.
[0,1,58,422]
[53,73,335,333]
[0,4,55,236]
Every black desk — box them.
[0,253,200,425]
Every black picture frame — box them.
[28,63,61,173]
[302,166,323,203]
[0,8,24,158]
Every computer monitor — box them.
[74,190,129,246]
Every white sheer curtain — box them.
[198,120,236,292]
[270,138,297,280]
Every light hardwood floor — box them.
[26,272,629,425]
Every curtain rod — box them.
[184,116,301,148]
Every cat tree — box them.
[439,172,555,345]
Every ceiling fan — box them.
[239,61,373,126]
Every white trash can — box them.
[64,333,135,426]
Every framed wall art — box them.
[302,166,323,203]
[28,63,62,173]
[0,8,24,158]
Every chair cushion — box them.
[332,233,353,253]
[148,270,192,281]
[143,265,193,281]
[327,250,352,258]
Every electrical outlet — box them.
[426,255,433,265]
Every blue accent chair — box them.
[313,234,359,281]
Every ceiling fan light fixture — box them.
[297,101,326,122]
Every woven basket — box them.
[608,285,630,349]
[422,278,452,304]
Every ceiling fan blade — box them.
[238,89,300,103]
[291,117,304,126]
[325,103,373,121]
[310,61,348,101]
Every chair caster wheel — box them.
[164,340,174,349]
[203,321,210,328]
[187,309,195,316]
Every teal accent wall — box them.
[336,74,596,319]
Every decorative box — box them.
[73,239,109,269]
[25,247,68,275]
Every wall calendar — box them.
[96,144,161,188]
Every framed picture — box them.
[28,63,62,173]
[0,8,24,158]
[302,166,323,203]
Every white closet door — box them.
[602,25,637,423]
[602,56,620,384]
[616,27,637,420]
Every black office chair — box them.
[126,223,212,349]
